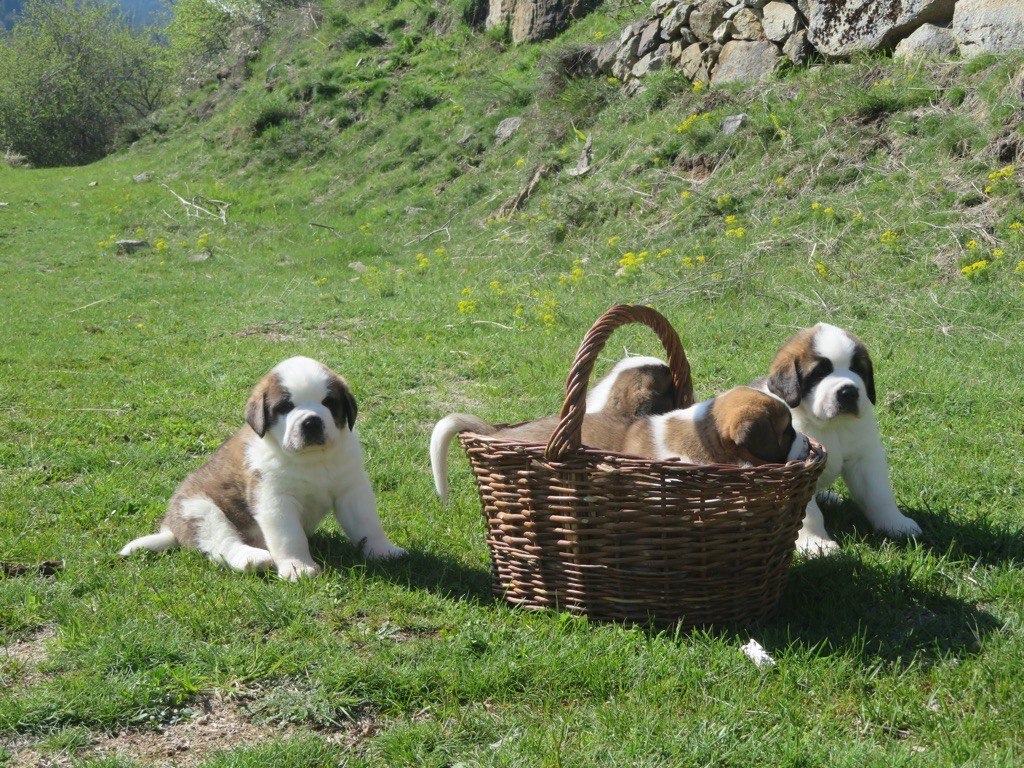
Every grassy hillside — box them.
[2,1,1024,765]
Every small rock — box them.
[632,46,670,78]
[661,2,695,36]
[133,172,152,183]
[494,116,522,146]
[782,28,810,63]
[720,113,748,135]
[713,20,734,43]
[712,39,781,84]
[623,79,647,97]
[349,261,368,272]
[88,181,98,187]
[188,249,212,263]
[677,42,710,83]
[115,239,149,254]
[894,23,958,59]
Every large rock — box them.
[762,1,800,42]
[805,0,955,58]
[487,0,594,44]
[894,22,958,58]
[637,17,664,57]
[731,7,764,40]
[676,41,711,83]
[953,0,1024,57]
[632,46,670,77]
[690,0,730,43]
[661,2,695,38]
[712,39,781,83]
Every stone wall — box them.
[570,0,1024,87]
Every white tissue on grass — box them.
[741,639,776,667]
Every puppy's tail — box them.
[430,414,496,501]
[119,526,178,556]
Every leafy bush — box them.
[0,0,171,167]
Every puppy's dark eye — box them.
[803,361,833,391]
[322,396,338,413]
[274,401,294,415]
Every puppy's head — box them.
[586,356,676,417]
[712,386,806,465]
[245,356,357,452]
[765,323,875,422]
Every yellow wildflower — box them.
[960,259,990,278]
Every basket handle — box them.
[545,304,694,461]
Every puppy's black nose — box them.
[836,384,859,413]
[299,415,325,442]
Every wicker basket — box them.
[458,304,827,626]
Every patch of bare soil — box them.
[2,626,57,689]
[232,318,359,343]
[6,694,377,767]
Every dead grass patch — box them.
[5,692,377,768]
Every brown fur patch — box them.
[597,364,676,417]
[244,370,291,438]
[711,387,795,464]
[166,430,265,549]
[491,413,636,450]
[324,374,357,431]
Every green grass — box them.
[2,2,1024,765]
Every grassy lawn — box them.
[2,3,1024,765]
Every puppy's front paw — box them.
[364,540,407,560]
[276,559,320,581]
[227,545,274,573]
[877,514,922,539]
[796,533,839,557]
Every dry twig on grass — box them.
[163,184,230,224]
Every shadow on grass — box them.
[309,532,494,605]
[763,549,999,666]
[815,495,1024,565]
[904,502,1024,564]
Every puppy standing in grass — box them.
[756,323,922,555]
[120,356,406,580]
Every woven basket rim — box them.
[459,431,827,475]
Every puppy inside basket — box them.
[431,356,810,501]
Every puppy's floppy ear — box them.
[854,350,876,405]
[245,384,269,438]
[339,378,358,431]
[766,354,802,408]
[731,409,791,464]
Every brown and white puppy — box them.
[120,356,406,580]
[755,323,922,555]
[431,355,675,501]
[584,355,676,417]
[430,386,808,500]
